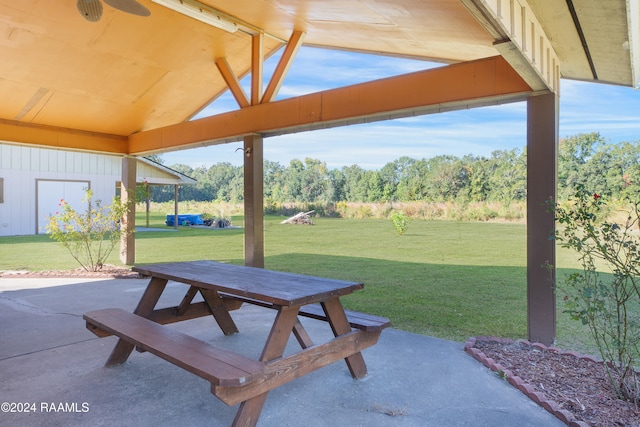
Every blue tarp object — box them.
[165,214,204,226]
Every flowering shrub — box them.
[552,185,640,403]
[46,190,131,271]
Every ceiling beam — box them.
[0,119,128,154]
[129,56,532,155]
[460,0,560,93]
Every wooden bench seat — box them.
[298,303,390,332]
[220,295,390,332]
[84,308,264,388]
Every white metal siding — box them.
[0,143,190,236]
[0,143,120,236]
[137,161,186,184]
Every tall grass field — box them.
[0,209,597,354]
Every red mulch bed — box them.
[465,337,640,426]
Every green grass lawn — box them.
[0,213,594,353]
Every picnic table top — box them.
[132,260,364,307]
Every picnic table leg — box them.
[175,286,199,316]
[292,318,314,349]
[231,306,300,427]
[105,277,168,366]
[321,297,368,379]
[199,288,239,335]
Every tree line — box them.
[148,133,639,204]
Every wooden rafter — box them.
[261,31,306,104]
[251,34,264,106]
[215,58,250,109]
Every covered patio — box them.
[1,0,638,357]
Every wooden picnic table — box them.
[84,260,389,427]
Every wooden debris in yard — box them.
[281,210,315,225]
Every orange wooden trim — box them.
[129,56,532,154]
[0,119,128,154]
[251,33,264,106]
[261,30,306,104]
[215,57,250,109]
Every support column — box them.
[243,134,264,268]
[526,92,558,345]
[120,155,136,265]
[174,184,179,230]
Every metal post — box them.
[174,184,178,230]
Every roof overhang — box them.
[137,157,196,185]
[527,0,639,88]
[0,0,636,156]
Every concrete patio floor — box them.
[0,276,564,427]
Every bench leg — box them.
[105,277,168,366]
[105,339,136,366]
[322,298,368,379]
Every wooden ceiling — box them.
[0,0,637,150]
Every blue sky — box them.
[161,46,640,170]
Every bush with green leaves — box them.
[390,210,410,235]
[46,190,131,271]
[552,185,640,403]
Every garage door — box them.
[36,180,90,234]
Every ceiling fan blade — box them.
[77,0,104,22]
[103,0,151,17]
